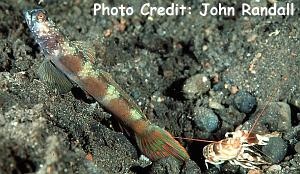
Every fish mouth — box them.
[23,9,34,28]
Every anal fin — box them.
[38,60,74,94]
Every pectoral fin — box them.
[37,60,74,94]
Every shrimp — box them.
[178,80,283,169]
[203,83,286,169]
[202,129,278,169]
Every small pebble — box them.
[260,102,292,132]
[262,137,287,163]
[212,82,224,91]
[294,142,300,154]
[230,85,239,94]
[139,155,150,162]
[221,162,240,173]
[212,74,219,83]
[247,169,262,174]
[183,74,211,99]
[150,156,180,174]
[209,100,224,110]
[193,107,219,132]
[233,91,257,113]
[282,125,300,144]
[0,114,5,126]
[289,93,300,110]
[272,102,292,131]
[267,164,282,172]
[83,160,109,174]
[181,159,202,174]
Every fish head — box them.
[23,8,63,56]
[23,9,54,37]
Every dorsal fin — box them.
[70,41,96,64]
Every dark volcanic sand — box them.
[0,0,299,173]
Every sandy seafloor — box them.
[0,0,299,173]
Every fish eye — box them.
[36,11,46,22]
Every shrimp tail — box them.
[135,125,190,161]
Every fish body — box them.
[24,9,189,161]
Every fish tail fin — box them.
[135,125,189,161]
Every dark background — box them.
[0,0,299,173]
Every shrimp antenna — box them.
[174,137,217,143]
[247,76,286,136]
